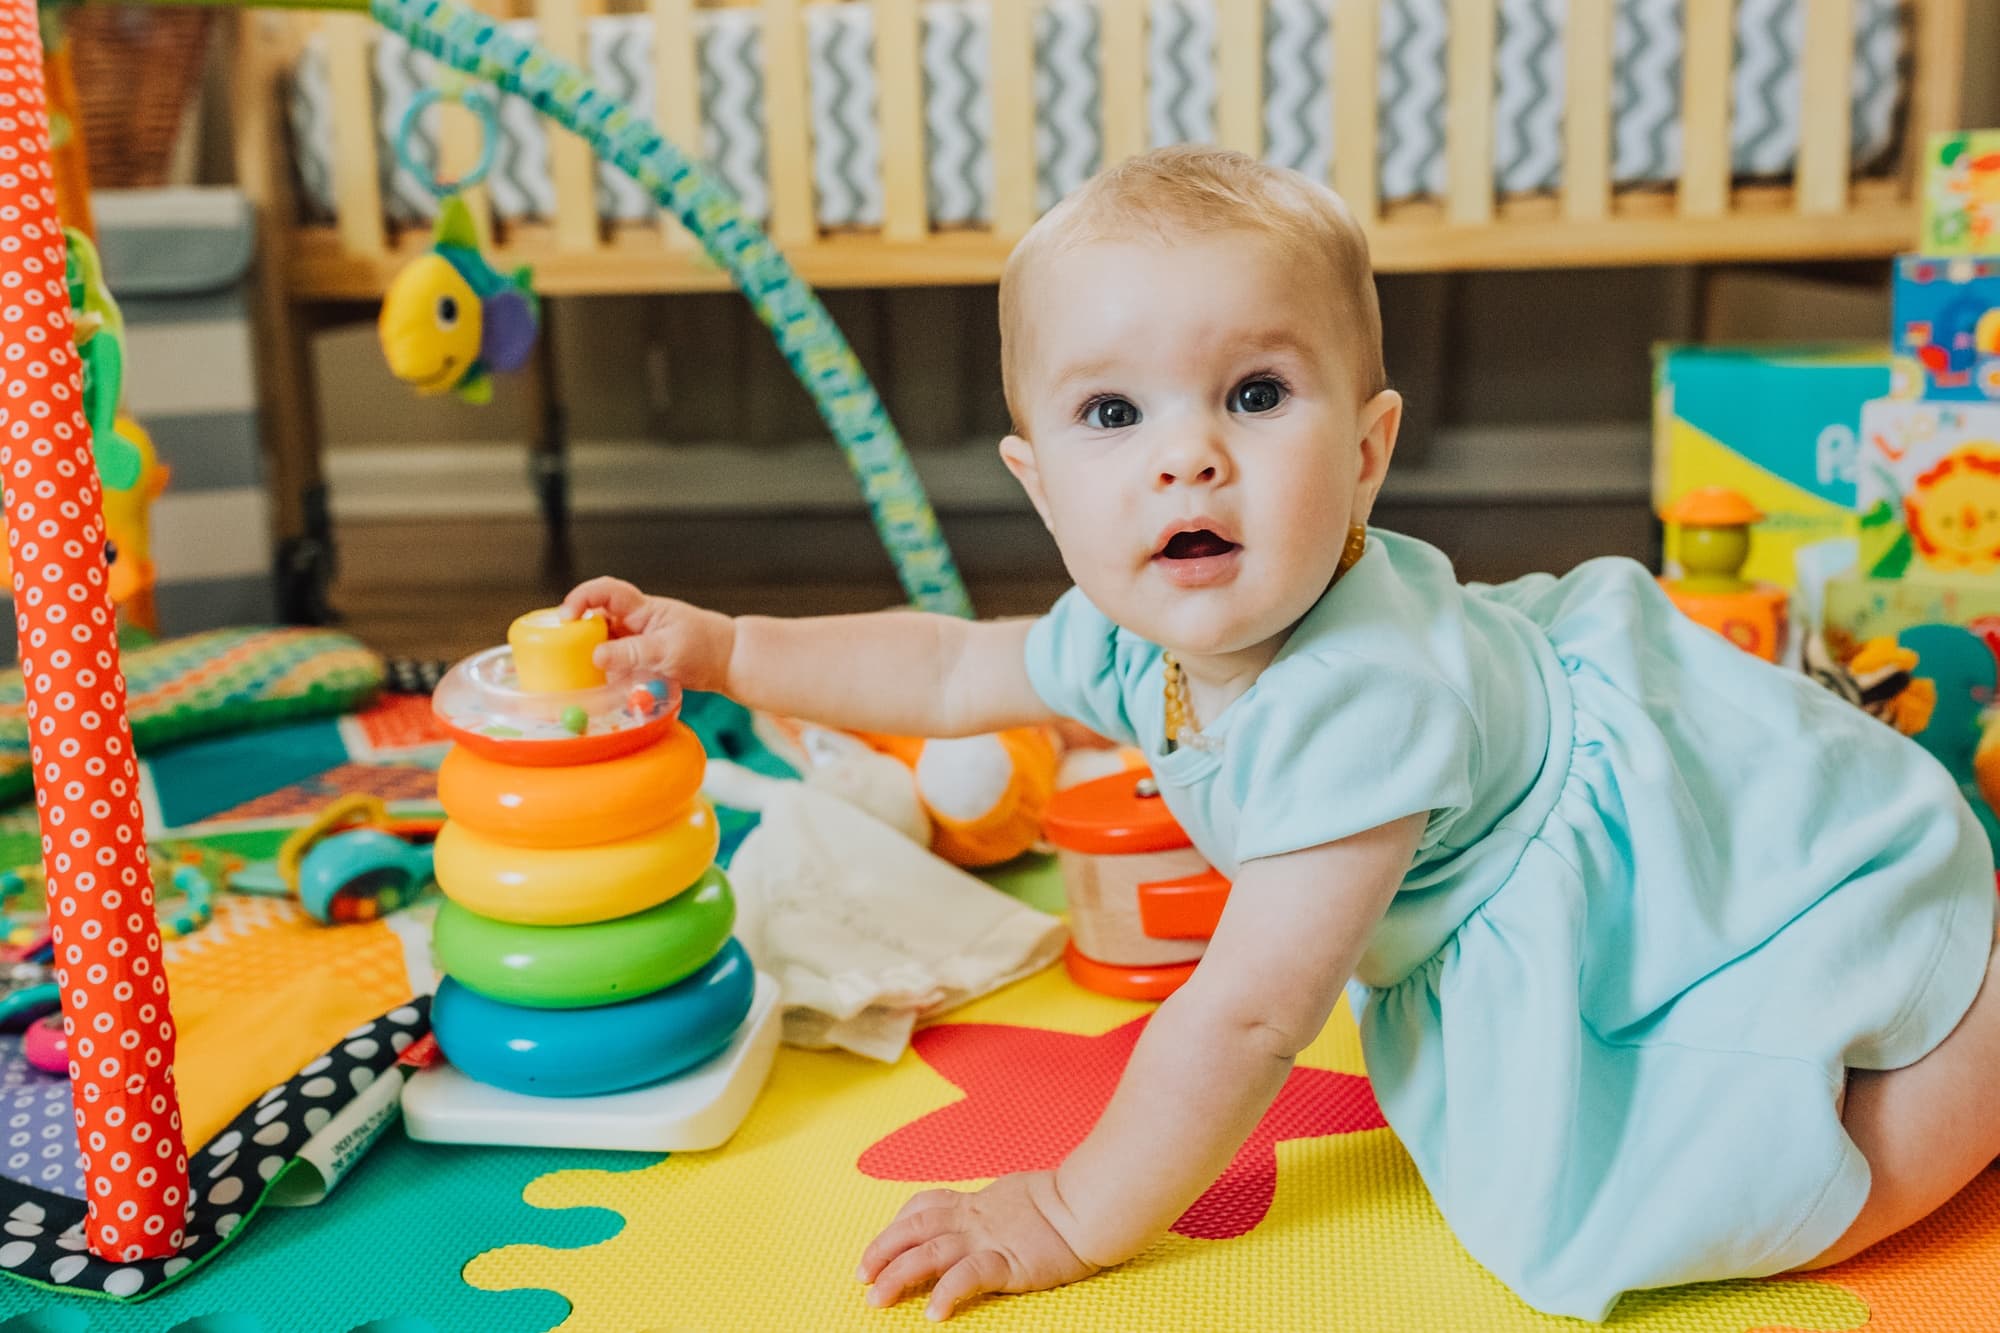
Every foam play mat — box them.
[460,960,1999,1333]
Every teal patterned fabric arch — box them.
[371,0,972,618]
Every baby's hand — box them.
[559,577,736,692]
[858,1172,1100,1321]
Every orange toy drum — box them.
[1043,770,1230,1000]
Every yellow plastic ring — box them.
[436,724,706,850]
[276,793,389,893]
[433,801,720,926]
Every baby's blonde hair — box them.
[999,145,1386,432]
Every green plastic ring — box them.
[433,865,735,1008]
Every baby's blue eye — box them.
[1084,397,1141,429]
[1230,378,1287,414]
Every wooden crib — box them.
[221,0,1970,613]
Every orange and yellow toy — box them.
[855,727,1061,868]
[1043,769,1231,1001]
[1658,486,1790,662]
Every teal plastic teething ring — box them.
[433,865,735,1008]
[395,85,501,199]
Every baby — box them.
[564,146,2000,1322]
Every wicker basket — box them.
[61,5,215,190]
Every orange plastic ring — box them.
[437,723,707,849]
[1061,940,1199,1001]
[433,801,720,926]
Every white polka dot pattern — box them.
[0,2,186,1261]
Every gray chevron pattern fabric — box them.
[1494,0,1562,193]
[1377,0,1447,199]
[1149,0,1215,149]
[808,2,883,228]
[923,2,992,226]
[700,8,771,223]
[590,17,658,222]
[1035,0,1101,211]
[284,0,1909,234]
[1611,0,1681,182]
[1263,0,1330,183]
[287,45,335,223]
[1733,0,1801,176]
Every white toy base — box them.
[401,972,782,1152]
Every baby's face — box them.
[1002,231,1397,663]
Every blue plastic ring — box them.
[432,936,756,1097]
[395,86,500,199]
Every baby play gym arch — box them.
[0,0,966,1260]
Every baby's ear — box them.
[1353,390,1403,519]
[998,435,1055,530]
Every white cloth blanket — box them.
[726,783,1068,1062]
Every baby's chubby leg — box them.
[1797,923,2000,1271]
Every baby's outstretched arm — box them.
[561,577,1053,738]
[858,812,1424,1320]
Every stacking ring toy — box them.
[432,801,719,925]
[432,937,757,1096]
[433,866,734,1008]
[436,724,706,849]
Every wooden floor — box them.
[328,502,1655,661]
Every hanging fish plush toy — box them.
[378,196,539,404]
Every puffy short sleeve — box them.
[1223,650,1478,864]
[1023,587,1145,748]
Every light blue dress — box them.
[1023,528,1996,1321]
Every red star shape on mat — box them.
[858,1017,1386,1239]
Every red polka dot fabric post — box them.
[0,0,187,1262]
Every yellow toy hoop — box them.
[432,801,721,926]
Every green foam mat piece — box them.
[0,1125,648,1333]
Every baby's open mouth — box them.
[1158,529,1240,560]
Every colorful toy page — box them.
[1891,255,2000,402]
[1858,399,2000,580]
[1921,131,2000,257]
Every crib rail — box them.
[243,0,1969,299]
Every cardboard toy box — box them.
[1653,344,1892,590]
[1890,255,2000,402]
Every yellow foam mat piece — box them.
[464,968,1900,1333]
[164,894,418,1151]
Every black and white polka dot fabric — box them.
[0,999,429,1299]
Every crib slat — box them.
[650,0,702,248]
[538,0,599,251]
[1101,0,1147,165]
[1446,0,1496,225]
[1331,0,1378,224]
[1899,0,1966,196]
[762,0,816,247]
[1561,0,1611,221]
[1216,0,1263,158]
[876,0,928,241]
[1678,0,1732,218]
[324,15,386,257]
[1796,0,1853,215]
[988,0,1038,238]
